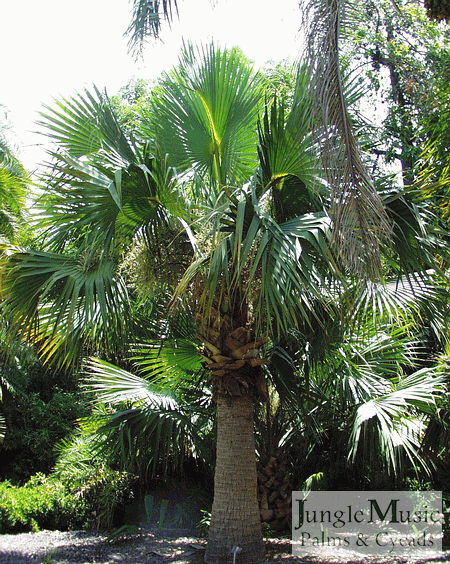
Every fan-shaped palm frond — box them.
[36,89,184,254]
[132,338,202,390]
[256,93,323,222]
[310,325,417,403]
[88,357,178,407]
[242,208,334,334]
[348,271,447,345]
[147,42,263,188]
[85,357,214,478]
[257,71,317,185]
[38,87,138,164]
[1,87,192,365]
[2,250,130,366]
[349,367,445,474]
[53,432,106,481]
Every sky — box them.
[1,0,303,171]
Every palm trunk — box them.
[205,394,265,564]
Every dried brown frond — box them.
[301,0,392,280]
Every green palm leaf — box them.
[352,272,444,331]
[125,0,178,58]
[38,87,137,165]
[149,42,263,187]
[37,92,185,253]
[256,76,320,219]
[2,250,130,365]
[349,366,444,472]
[132,338,203,391]
[85,357,213,477]
[87,357,178,408]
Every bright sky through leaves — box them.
[1,0,301,171]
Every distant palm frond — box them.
[125,0,179,59]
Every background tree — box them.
[414,48,450,233]
[0,110,30,445]
[0,108,28,246]
[342,0,450,186]
[110,77,154,136]
[0,355,90,483]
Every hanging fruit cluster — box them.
[424,0,450,21]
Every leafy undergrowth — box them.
[0,469,132,534]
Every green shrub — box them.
[68,466,134,530]
[0,474,80,533]
[2,389,90,483]
[53,431,135,530]
[0,464,133,534]
[1,415,135,533]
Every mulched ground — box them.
[1,529,449,564]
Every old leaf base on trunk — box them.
[204,395,266,564]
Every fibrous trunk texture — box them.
[205,395,265,564]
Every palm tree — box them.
[1,44,337,562]
[4,40,447,561]
[4,45,450,564]
[83,280,446,531]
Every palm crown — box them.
[4,44,333,365]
